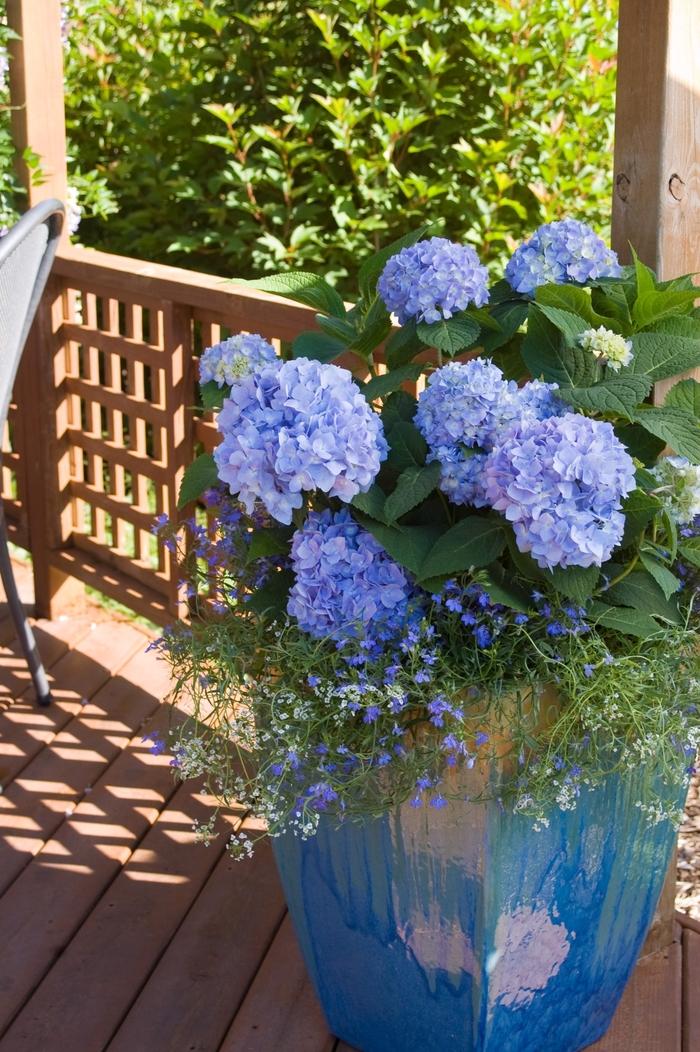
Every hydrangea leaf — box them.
[351,483,388,523]
[639,552,681,599]
[615,423,666,465]
[521,309,597,387]
[246,569,295,617]
[632,288,699,331]
[350,297,393,359]
[630,317,700,380]
[245,527,294,563]
[632,251,656,298]
[590,602,662,639]
[631,406,700,463]
[605,570,681,623]
[533,303,591,344]
[535,283,617,328]
[385,322,425,369]
[545,564,599,602]
[481,566,531,612]
[361,363,423,402]
[664,378,700,417]
[358,224,431,301]
[419,517,506,580]
[384,462,441,522]
[621,488,662,545]
[239,272,346,318]
[416,316,480,356]
[200,380,227,410]
[492,342,528,382]
[557,374,652,420]
[292,330,347,363]
[315,314,358,343]
[380,390,417,430]
[479,299,528,353]
[678,536,700,569]
[385,420,428,470]
[353,515,441,576]
[177,452,218,509]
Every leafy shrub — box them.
[62,0,618,287]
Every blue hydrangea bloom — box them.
[483,413,636,569]
[287,509,412,639]
[214,358,387,524]
[377,237,489,325]
[416,359,566,507]
[199,332,277,386]
[505,219,622,295]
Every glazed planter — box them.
[272,764,686,1052]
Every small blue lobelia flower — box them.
[199,332,278,386]
[214,357,388,524]
[505,219,622,295]
[287,508,412,640]
[377,236,489,325]
[484,412,636,569]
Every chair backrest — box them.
[0,199,64,430]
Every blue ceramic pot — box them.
[273,765,685,1052]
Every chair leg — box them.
[0,515,51,706]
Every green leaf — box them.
[632,288,699,330]
[605,570,681,623]
[384,462,441,522]
[419,517,506,580]
[534,303,591,344]
[386,421,427,470]
[557,374,652,419]
[177,452,218,509]
[315,313,357,343]
[200,381,227,410]
[292,330,347,363]
[246,526,293,562]
[381,390,417,430]
[639,552,681,599]
[535,283,617,328]
[350,298,392,359]
[630,318,700,381]
[246,569,295,617]
[521,309,598,387]
[679,536,700,569]
[351,483,388,523]
[240,271,346,318]
[481,567,531,612]
[385,322,425,369]
[416,315,480,357]
[633,251,656,298]
[591,603,662,639]
[663,508,678,562]
[479,300,528,353]
[506,537,545,582]
[355,516,441,576]
[664,378,700,417]
[546,565,600,602]
[358,225,430,300]
[492,342,528,382]
[362,363,423,402]
[621,488,662,545]
[632,406,700,462]
[615,423,666,465]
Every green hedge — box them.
[60,1,618,287]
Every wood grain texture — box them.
[682,925,700,1052]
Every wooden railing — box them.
[1,246,318,624]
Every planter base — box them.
[273,768,686,1052]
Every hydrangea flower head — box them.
[200,333,277,387]
[579,326,633,372]
[214,358,387,524]
[288,509,412,639]
[652,455,700,525]
[505,219,622,295]
[483,412,636,569]
[378,237,489,324]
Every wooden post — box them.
[612,0,700,954]
[6,0,69,221]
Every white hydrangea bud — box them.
[579,326,633,372]
[652,455,700,525]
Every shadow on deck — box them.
[0,560,697,1052]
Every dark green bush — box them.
[63,0,618,286]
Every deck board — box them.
[0,563,696,1052]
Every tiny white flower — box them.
[652,455,700,525]
[578,326,633,372]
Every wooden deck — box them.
[0,562,697,1052]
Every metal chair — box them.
[0,198,64,706]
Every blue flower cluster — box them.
[505,219,622,295]
[484,413,636,569]
[377,236,489,324]
[214,357,387,525]
[287,508,412,639]
[415,359,564,506]
[199,332,277,387]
